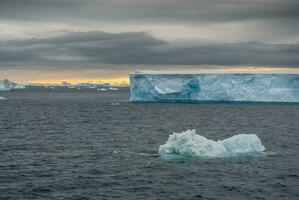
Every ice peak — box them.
[0,79,25,91]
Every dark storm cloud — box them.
[1,1,298,68]
[1,31,298,67]
[1,0,298,23]
[0,31,166,66]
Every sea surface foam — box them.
[159,130,265,158]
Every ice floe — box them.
[159,130,265,159]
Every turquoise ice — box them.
[130,71,299,102]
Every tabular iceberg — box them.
[130,71,299,102]
[159,130,265,159]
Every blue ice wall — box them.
[129,72,299,102]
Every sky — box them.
[0,0,299,84]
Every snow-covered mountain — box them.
[0,79,127,91]
[0,79,25,91]
[25,82,124,90]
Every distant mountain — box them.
[0,79,25,91]
[24,82,126,90]
[0,79,129,91]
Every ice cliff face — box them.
[0,79,25,91]
[130,71,299,102]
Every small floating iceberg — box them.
[97,88,108,91]
[108,87,119,91]
[0,96,7,100]
[159,130,265,159]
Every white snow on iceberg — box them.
[159,130,265,158]
[0,79,25,91]
[0,96,7,100]
[130,71,299,102]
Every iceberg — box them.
[159,130,265,158]
[98,88,108,91]
[0,79,25,91]
[130,71,299,102]
[0,96,7,100]
[108,87,119,91]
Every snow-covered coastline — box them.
[0,79,126,91]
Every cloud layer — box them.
[1,31,298,68]
[1,0,298,23]
[0,0,298,70]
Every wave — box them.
[159,130,265,159]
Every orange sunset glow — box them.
[30,77,129,85]
[1,66,298,86]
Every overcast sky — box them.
[0,0,298,82]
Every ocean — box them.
[0,88,298,199]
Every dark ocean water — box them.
[0,88,298,200]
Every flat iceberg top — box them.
[131,68,299,75]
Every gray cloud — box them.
[1,31,298,68]
[1,0,298,23]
